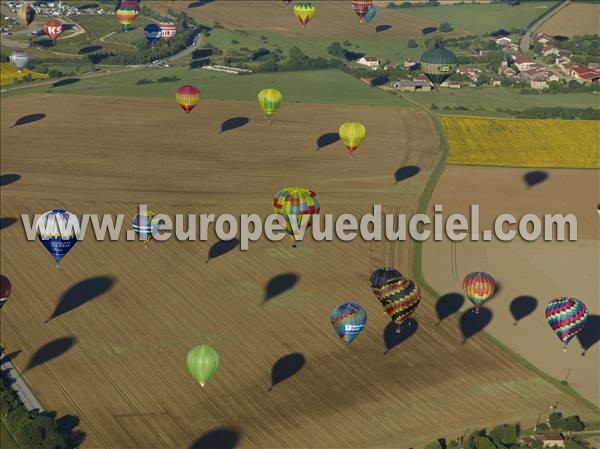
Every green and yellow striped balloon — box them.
[257,88,282,120]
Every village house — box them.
[490,78,502,87]
[542,45,557,57]
[556,49,572,58]
[519,434,564,448]
[495,36,512,47]
[403,59,420,70]
[534,32,553,45]
[513,55,537,72]
[570,65,600,85]
[456,67,480,81]
[441,80,461,89]
[530,76,549,90]
[391,80,432,92]
[357,56,380,70]
[471,48,494,57]
[383,63,398,71]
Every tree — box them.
[407,39,418,48]
[426,440,444,449]
[327,42,345,58]
[439,22,453,32]
[489,424,518,447]
[549,412,564,430]
[563,415,584,432]
[474,436,497,449]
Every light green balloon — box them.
[186,345,220,387]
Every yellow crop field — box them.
[441,115,600,168]
[0,63,49,86]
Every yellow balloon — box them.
[338,122,366,156]
[257,88,282,120]
[294,2,316,27]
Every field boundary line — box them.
[410,113,600,416]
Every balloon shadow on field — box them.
[52,78,80,88]
[524,170,548,188]
[190,427,240,449]
[0,217,17,230]
[269,353,305,391]
[33,38,55,48]
[394,165,420,184]
[78,45,102,54]
[206,238,239,262]
[188,0,214,8]
[459,307,492,343]
[220,117,249,134]
[371,75,389,86]
[422,26,438,35]
[435,292,464,325]
[509,295,537,325]
[0,174,21,186]
[62,23,75,31]
[0,350,22,365]
[376,24,392,33]
[576,314,600,356]
[46,276,115,322]
[316,132,339,151]
[11,113,45,128]
[263,273,298,304]
[384,318,418,355]
[25,336,77,372]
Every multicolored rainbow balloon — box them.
[463,272,496,313]
[330,303,366,345]
[370,268,421,333]
[545,297,588,351]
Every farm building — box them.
[441,80,461,89]
[519,434,565,448]
[534,32,553,44]
[391,80,432,92]
[570,65,600,85]
[357,56,380,70]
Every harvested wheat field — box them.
[151,0,466,38]
[423,166,600,406]
[0,95,596,449]
[539,2,600,37]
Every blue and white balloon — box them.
[144,23,162,45]
[9,50,30,72]
[36,209,80,267]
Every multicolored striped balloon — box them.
[370,267,404,305]
[352,0,373,22]
[36,209,80,268]
[18,5,36,29]
[272,187,319,246]
[383,277,421,332]
[175,85,200,114]
[545,297,588,351]
[131,210,158,246]
[294,2,316,27]
[257,88,282,121]
[330,303,367,345]
[463,272,496,313]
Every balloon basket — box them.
[55,264,61,270]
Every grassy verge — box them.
[0,420,20,449]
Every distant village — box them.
[352,32,600,92]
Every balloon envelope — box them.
[420,45,458,86]
[294,2,316,26]
[159,22,177,41]
[330,303,367,344]
[131,210,158,242]
[144,23,162,45]
[463,272,496,312]
[272,187,319,241]
[18,5,36,28]
[187,345,220,386]
[379,276,421,328]
[545,297,588,348]
[352,0,373,22]
[364,5,377,22]
[175,85,201,114]
[339,122,366,155]
[44,20,63,43]
[36,209,79,265]
[0,275,11,310]
[9,51,30,71]
[370,267,403,292]
[257,88,282,119]
[116,8,137,27]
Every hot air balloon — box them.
[175,85,200,114]
[370,269,421,333]
[131,210,159,247]
[294,2,316,27]
[338,122,366,157]
[159,22,177,42]
[44,20,63,44]
[119,0,140,15]
[257,88,282,121]
[18,5,35,29]
[420,43,458,89]
[330,303,367,345]
[352,0,373,23]
[144,23,162,45]
[545,298,588,352]
[36,209,80,268]
[272,187,319,247]
[463,272,496,313]
[116,3,138,31]
[364,5,377,23]
[9,51,30,73]
[0,275,11,311]
[187,345,220,387]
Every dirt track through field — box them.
[0,95,595,449]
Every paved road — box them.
[520,0,571,53]
[0,351,44,411]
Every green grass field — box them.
[7,68,411,106]
[391,1,558,35]
[0,420,18,449]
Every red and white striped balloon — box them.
[160,22,177,42]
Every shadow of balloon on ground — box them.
[435,292,464,325]
[206,238,239,262]
[422,26,438,34]
[524,170,548,188]
[269,353,305,391]
[0,174,21,186]
[376,24,392,33]
[52,78,80,88]
[316,132,339,151]
[371,75,389,86]
[383,318,418,355]
[220,117,249,133]
[188,0,214,8]
[509,295,537,325]
[78,45,102,54]
[190,427,240,449]
[0,217,17,230]
[577,314,600,356]
[394,165,420,184]
[459,307,492,343]
[25,336,77,372]
[11,113,46,128]
[46,276,115,322]
[263,273,298,304]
